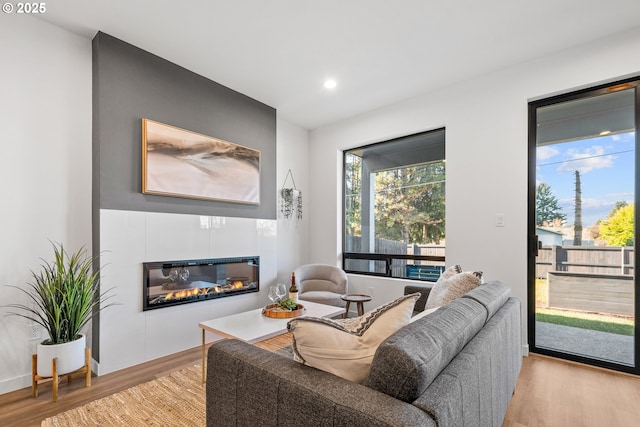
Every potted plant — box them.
[3,242,115,377]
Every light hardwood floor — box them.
[504,354,640,427]
[1,350,639,427]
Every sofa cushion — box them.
[425,267,482,309]
[365,297,487,402]
[409,306,439,323]
[412,297,521,427]
[287,293,419,383]
[461,280,511,321]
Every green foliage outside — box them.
[345,153,445,245]
[536,312,634,336]
[344,153,362,237]
[374,161,445,244]
[600,202,634,246]
[536,182,566,226]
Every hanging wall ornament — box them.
[280,169,302,219]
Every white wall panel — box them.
[97,209,279,375]
[145,301,210,360]
[98,210,147,372]
[145,212,211,261]
[211,217,258,257]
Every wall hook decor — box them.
[280,169,302,219]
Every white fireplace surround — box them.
[97,208,277,375]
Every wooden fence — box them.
[407,244,447,259]
[547,271,634,316]
[536,245,634,279]
[345,236,445,277]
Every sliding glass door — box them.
[528,78,640,373]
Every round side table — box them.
[340,293,372,318]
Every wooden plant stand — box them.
[32,347,92,402]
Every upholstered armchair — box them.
[294,264,348,307]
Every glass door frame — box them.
[527,76,640,375]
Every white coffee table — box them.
[199,300,343,382]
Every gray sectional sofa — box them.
[206,281,521,427]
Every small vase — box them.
[37,334,86,377]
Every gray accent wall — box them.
[91,32,276,361]
[92,32,277,219]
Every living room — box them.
[2,2,640,426]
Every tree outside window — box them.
[343,129,446,279]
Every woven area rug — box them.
[41,333,293,427]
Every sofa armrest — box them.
[403,283,434,313]
[207,339,435,427]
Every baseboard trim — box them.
[522,344,529,356]
[91,358,100,376]
[0,374,31,396]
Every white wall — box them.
[276,118,310,278]
[308,27,640,347]
[0,16,92,394]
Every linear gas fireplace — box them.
[142,256,259,311]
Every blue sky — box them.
[536,132,635,226]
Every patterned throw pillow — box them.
[425,266,483,309]
[287,293,420,383]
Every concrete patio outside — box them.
[535,321,634,366]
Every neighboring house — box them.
[538,226,597,247]
[560,226,596,247]
[537,227,564,246]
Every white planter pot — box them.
[37,334,86,377]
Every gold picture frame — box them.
[142,119,260,204]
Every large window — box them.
[343,128,446,281]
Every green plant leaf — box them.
[2,241,117,345]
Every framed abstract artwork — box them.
[142,119,260,204]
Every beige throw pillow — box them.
[425,264,462,309]
[287,293,419,383]
[425,266,482,309]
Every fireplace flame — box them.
[160,281,248,303]
[164,287,201,300]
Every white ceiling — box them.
[37,0,640,130]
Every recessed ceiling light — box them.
[324,79,337,89]
[599,130,611,136]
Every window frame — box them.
[341,128,446,282]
